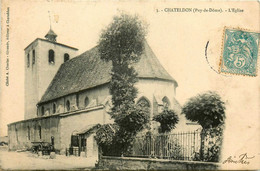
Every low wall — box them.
[98,156,220,170]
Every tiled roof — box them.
[39,41,177,104]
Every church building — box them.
[8,29,186,159]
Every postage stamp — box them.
[219,28,260,76]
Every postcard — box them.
[0,0,259,170]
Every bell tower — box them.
[24,29,78,119]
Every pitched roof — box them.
[45,29,57,37]
[76,124,101,135]
[38,41,177,104]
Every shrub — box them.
[153,109,179,133]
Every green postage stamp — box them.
[219,28,260,76]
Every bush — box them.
[201,126,224,162]
[182,91,225,129]
[153,109,179,133]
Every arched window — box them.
[27,126,30,140]
[137,97,150,108]
[64,53,70,62]
[162,96,171,110]
[48,49,55,64]
[84,96,89,107]
[53,103,56,114]
[76,94,79,108]
[38,126,42,139]
[66,100,70,111]
[41,106,44,116]
[15,127,18,142]
[27,53,30,67]
[32,50,35,65]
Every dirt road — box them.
[0,147,96,170]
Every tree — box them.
[182,91,225,129]
[182,91,226,161]
[95,123,119,156]
[153,109,179,133]
[98,13,147,113]
[98,13,149,155]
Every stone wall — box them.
[98,156,220,170]
[86,133,98,159]
[8,106,107,153]
[8,116,60,151]
[59,106,106,154]
[135,79,176,119]
[38,84,109,116]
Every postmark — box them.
[219,28,260,77]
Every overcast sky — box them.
[1,1,259,169]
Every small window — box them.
[32,50,35,65]
[15,127,18,142]
[162,96,171,110]
[51,136,54,146]
[64,53,70,62]
[84,96,89,107]
[53,103,56,114]
[41,106,44,116]
[38,126,41,139]
[27,53,30,67]
[48,49,55,64]
[27,126,30,140]
[66,100,70,111]
[76,94,79,108]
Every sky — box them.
[0,1,259,169]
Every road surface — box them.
[0,146,96,170]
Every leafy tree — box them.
[98,13,147,114]
[95,124,119,147]
[182,91,226,161]
[153,109,179,133]
[182,91,225,129]
[98,13,149,155]
[95,124,119,156]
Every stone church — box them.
[8,29,193,159]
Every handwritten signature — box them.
[222,153,255,165]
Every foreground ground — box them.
[0,146,96,170]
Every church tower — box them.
[24,29,78,119]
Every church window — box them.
[48,49,55,64]
[41,106,44,116]
[53,103,56,114]
[64,53,70,62]
[38,126,41,139]
[27,53,30,67]
[162,96,171,110]
[76,94,79,108]
[15,127,18,142]
[27,126,30,140]
[66,100,70,111]
[137,97,150,108]
[32,50,35,65]
[84,96,89,107]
